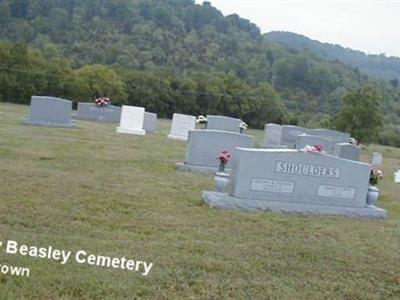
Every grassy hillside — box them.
[0,103,399,299]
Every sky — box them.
[194,0,400,57]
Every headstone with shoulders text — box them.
[202,148,386,218]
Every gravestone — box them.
[143,112,157,133]
[203,148,386,218]
[176,130,254,174]
[263,123,286,148]
[307,128,351,145]
[394,170,400,183]
[167,113,196,141]
[281,125,307,148]
[75,103,121,122]
[24,96,74,127]
[371,152,383,166]
[206,115,242,133]
[295,134,334,154]
[334,143,361,161]
[116,105,145,135]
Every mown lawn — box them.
[0,103,399,299]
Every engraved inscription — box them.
[251,178,294,193]
[276,161,340,178]
[317,185,356,199]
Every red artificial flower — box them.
[218,150,231,163]
[313,144,324,152]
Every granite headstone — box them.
[206,115,242,133]
[75,103,121,122]
[167,113,196,141]
[371,152,383,166]
[176,130,254,174]
[281,125,307,148]
[295,134,334,154]
[143,112,157,133]
[334,143,361,161]
[203,148,386,218]
[24,96,74,127]
[263,123,285,148]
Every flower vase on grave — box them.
[214,150,231,193]
[214,172,230,193]
[366,185,379,206]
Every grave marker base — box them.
[176,162,231,174]
[23,118,75,128]
[202,191,386,219]
[167,134,188,141]
[116,127,145,135]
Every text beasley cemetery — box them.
[0,240,153,277]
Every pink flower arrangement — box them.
[302,144,325,153]
[95,97,110,107]
[217,150,231,172]
[370,169,383,186]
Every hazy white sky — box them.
[194,0,400,57]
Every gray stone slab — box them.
[281,125,307,148]
[177,130,254,173]
[371,152,383,166]
[206,115,242,133]
[75,103,121,122]
[334,143,361,161]
[295,134,335,154]
[24,96,74,127]
[175,163,232,175]
[168,113,196,141]
[143,112,157,132]
[263,123,284,147]
[202,148,386,218]
[307,128,350,144]
[202,191,386,219]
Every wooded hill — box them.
[265,31,400,81]
[0,0,399,145]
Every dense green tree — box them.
[335,85,383,143]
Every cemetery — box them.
[1,102,400,299]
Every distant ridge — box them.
[265,31,400,80]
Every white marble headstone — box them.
[167,113,196,141]
[263,123,284,148]
[116,105,145,135]
[371,152,383,166]
[394,170,400,183]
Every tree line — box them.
[0,0,399,146]
[0,41,287,128]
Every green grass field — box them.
[1,103,399,299]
